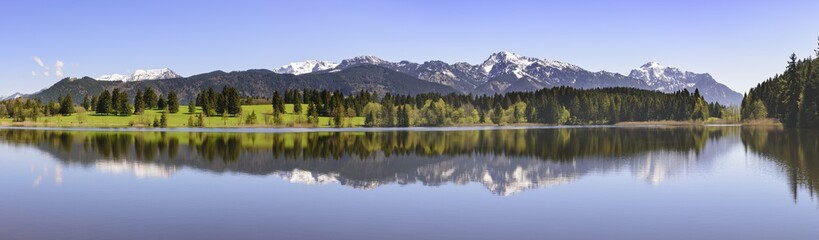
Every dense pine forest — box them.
[742,38,819,128]
[0,85,724,127]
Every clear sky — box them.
[2,0,818,97]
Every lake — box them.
[0,126,817,240]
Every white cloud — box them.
[31,57,67,78]
[32,56,44,67]
[55,60,64,77]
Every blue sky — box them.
[2,0,818,97]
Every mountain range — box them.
[274,52,743,104]
[97,68,182,82]
[24,52,742,105]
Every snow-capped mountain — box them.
[322,51,648,94]
[0,92,26,101]
[97,68,181,82]
[629,62,742,105]
[274,60,338,75]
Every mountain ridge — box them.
[23,52,743,105]
[29,65,457,103]
[276,52,742,104]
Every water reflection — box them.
[742,127,819,201]
[0,127,743,195]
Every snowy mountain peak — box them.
[274,60,338,75]
[336,55,391,69]
[490,51,523,60]
[0,92,26,101]
[97,68,181,82]
[641,61,663,68]
[481,51,579,77]
[348,55,386,64]
[628,62,743,104]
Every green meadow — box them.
[0,104,365,128]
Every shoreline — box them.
[0,122,745,133]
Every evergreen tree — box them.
[157,96,167,110]
[144,87,157,109]
[492,103,503,126]
[59,95,74,116]
[382,93,395,127]
[308,102,319,124]
[167,90,179,113]
[333,106,344,128]
[272,91,285,114]
[96,90,112,115]
[117,91,130,116]
[782,54,802,127]
[224,87,242,116]
[293,91,303,115]
[133,90,145,114]
[82,94,91,111]
[90,95,98,111]
[111,88,121,114]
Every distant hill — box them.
[29,65,457,102]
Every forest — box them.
[0,84,725,127]
[742,38,819,128]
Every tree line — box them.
[742,37,819,128]
[1,84,723,127]
[247,87,720,127]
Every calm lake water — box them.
[0,126,818,240]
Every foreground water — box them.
[0,126,817,239]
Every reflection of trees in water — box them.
[742,127,819,201]
[0,127,735,195]
[0,127,729,163]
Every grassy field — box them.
[0,104,366,128]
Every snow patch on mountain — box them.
[274,60,339,75]
[272,52,739,104]
[0,92,26,101]
[97,68,181,82]
[629,62,743,105]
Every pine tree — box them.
[333,106,344,128]
[492,103,503,126]
[158,96,167,110]
[167,90,179,113]
[133,90,145,114]
[90,95,98,111]
[308,102,319,124]
[294,91,303,115]
[82,94,91,111]
[144,87,157,109]
[111,88,121,115]
[117,91,130,116]
[225,87,242,116]
[272,91,284,114]
[782,53,801,127]
[96,90,112,115]
[59,95,75,116]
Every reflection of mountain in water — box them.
[95,161,178,179]
[0,127,736,196]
